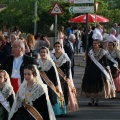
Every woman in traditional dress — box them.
[8,65,56,120]
[38,46,66,115]
[52,26,65,54]
[58,26,65,47]
[80,39,116,106]
[106,41,120,92]
[51,42,79,112]
[0,70,15,120]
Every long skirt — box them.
[52,95,66,115]
[114,74,120,92]
[108,60,120,92]
[80,62,116,99]
[67,86,79,112]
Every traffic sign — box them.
[50,2,63,15]
[68,0,94,4]
[69,6,94,13]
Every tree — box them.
[0,0,120,35]
[0,0,74,35]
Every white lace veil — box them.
[8,65,56,120]
[64,53,74,87]
[2,70,15,98]
[48,57,63,93]
[51,49,74,87]
[33,65,56,120]
[39,47,63,93]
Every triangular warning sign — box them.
[50,2,63,15]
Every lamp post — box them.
[94,1,98,27]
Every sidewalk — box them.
[74,53,86,67]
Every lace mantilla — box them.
[90,48,106,61]
[109,49,117,59]
[39,59,53,71]
[51,53,70,67]
[14,82,44,113]
[109,49,120,59]
[24,83,44,105]
[1,84,13,99]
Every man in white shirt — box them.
[0,40,36,93]
[108,29,119,48]
[92,24,103,41]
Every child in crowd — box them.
[0,70,14,120]
[9,65,56,120]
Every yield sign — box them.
[50,2,63,15]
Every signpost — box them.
[68,0,94,4]
[68,0,95,64]
[69,6,94,13]
[50,2,63,41]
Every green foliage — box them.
[95,0,120,26]
[0,0,9,4]
[0,0,120,35]
[0,0,35,32]
[105,0,120,9]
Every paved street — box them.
[57,54,120,120]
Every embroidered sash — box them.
[23,101,43,120]
[39,70,64,108]
[106,50,118,65]
[89,49,116,90]
[0,91,10,112]
[56,66,76,96]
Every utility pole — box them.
[34,0,37,35]
[55,15,57,41]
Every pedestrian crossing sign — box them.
[50,2,63,15]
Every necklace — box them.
[25,82,36,103]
